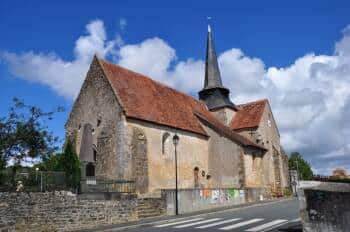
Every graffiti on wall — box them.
[198,188,245,204]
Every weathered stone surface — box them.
[127,119,209,193]
[131,127,149,194]
[65,56,132,180]
[137,196,166,218]
[199,121,244,188]
[0,191,138,232]
[298,181,350,232]
[236,102,289,194]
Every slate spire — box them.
[199,24,237,111]
[204,24,223,88]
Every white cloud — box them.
[2,19,350,174]
[1,19,119,99]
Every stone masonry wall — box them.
[131,127,149,194]
[0,191,138,232]
[199,121,245,188]
[298,181,350,232]
[65,56,132,180]
[137,197,167,219]
[127,119,209,193]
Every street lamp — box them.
[172,133,179,215]
[35,167,39,183]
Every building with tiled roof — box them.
[66,25,289,197]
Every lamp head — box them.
[172,134,179,145]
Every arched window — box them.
[194,167,199,188]
[86,162,95,177]
[162,132,171,156]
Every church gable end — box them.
[65,55,131,181]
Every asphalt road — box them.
[106,198,300,232]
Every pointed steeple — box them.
[199,23,237,111]
[204,24,224,89]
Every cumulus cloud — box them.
[1,19,119,99]
[2,19,350,174]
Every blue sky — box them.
[1,0,350,174]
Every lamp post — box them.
[35,167,39,183]
[172,133,179,215]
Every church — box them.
[65,25,290,197]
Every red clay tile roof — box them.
[230,99,267,130]
[194,111,267,150]
[97,57,265,150]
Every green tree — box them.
[0,98,64,184]
[33,153,65,172]
[288,152,314,180]
[62,139,80,189]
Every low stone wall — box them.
[0,191,138,231]
[137,197,167,218]
[298,181,350,232]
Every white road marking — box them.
[195,218,242,229]
[154,218,204,227]
[174,218,222,228]
[245,219,288,231]
[219,218,264,230]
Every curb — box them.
[78,197,295,232]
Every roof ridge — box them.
[98,57,207,108]
[194,111,266,150]
[237,98,268,107]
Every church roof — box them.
[97,57,265,150]
[230,99,268,130]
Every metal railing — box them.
[80,178,135,193]
[0,170,66,192]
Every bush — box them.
[283,187,293,197]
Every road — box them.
[106,198,300,232]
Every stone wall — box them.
[243,149,264,187]
[0,191,138,232]
[131,127,149,194]
[211,107,236,126]
[199,121,244,188]
[137,197,167,218]
[127,119,209,193]
[65,56,132,180]
[236,103,290,194]
[298,181,350,232]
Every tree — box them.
[0,98,64,183]
[62,139,80,189]
[33,153,65,172]
[288,152,314,180]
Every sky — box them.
[1,0,350,175]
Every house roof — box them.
[230,99,267,130]
[96,57,265,150]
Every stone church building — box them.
[65,26,289,196]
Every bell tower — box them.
[198,24,238,125]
